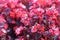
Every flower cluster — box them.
[0,0,60,40]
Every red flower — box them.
[10,11,15,18]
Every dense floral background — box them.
[0,0,60,40]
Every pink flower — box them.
[31,23,40,33]
[15,26,24,36]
